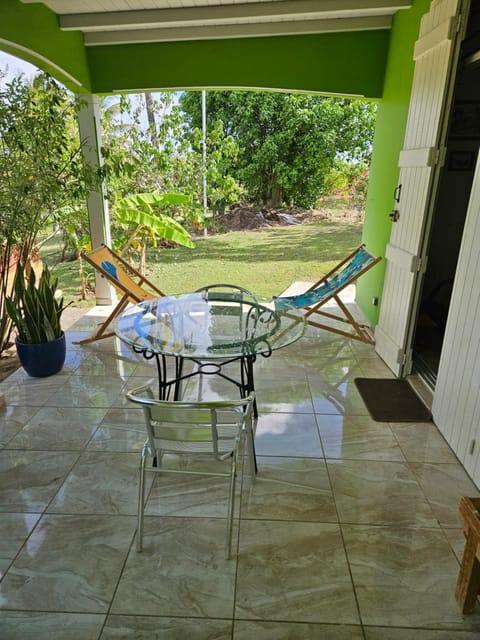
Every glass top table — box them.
[114,291,306,413]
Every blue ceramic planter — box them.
[16,332,66,377]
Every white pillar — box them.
[76,94,115,305]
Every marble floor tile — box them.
[391,422,458,463]
[255,379,314,413]
[327,459,439,526]
[0,514,136,613]
[0,405,39,448]
[254,412,322,458]
[311,380,369,415]
[144,456,245,518]
[233,621,364,639]
[409,462,480,527]
[357,357,394,378]
[0,513,41,573]
[101,614,232,639]
[235,520,359,624]
[443,526,467,562]
[240,456,337,521]
[365,629,480,639]
[0,612,106,640]
[45,375,127,408]
[0,450,79,512]
[318,414,406,461]
[7,406,107,450]
[3,305,480,638]
[0,376,68,406]
[47,451,139,515]
[87,423,146,452]
[343,524,480,630]
[111,516,237,618]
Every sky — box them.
[0,51,39,83]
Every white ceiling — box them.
[20,0,412,45]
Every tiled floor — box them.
[1,305,480,639]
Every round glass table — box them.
[114,290,306,414]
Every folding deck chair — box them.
[78,244,166,345]
[274,244,381,344]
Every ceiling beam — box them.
[59,0,411,32]
[83,16,392,46]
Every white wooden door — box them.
[433,152,480,487]
[375,0,469,375]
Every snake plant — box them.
[5,263,70,344]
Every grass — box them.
[44,220,362,304]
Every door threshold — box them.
[408,372,434,410]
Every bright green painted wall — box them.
[0,0,90,92]
[357,0,431,325]
[88,31,389,98]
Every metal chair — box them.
[126,386,256,559]
[195,283,258,304]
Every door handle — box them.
[389,209,400,222]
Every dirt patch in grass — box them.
[216,201,362,234]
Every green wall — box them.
[356,0,430,325]
[357,0,431,325]
[88,31,389,98]
[0,0,90,92]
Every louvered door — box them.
[375,0,469,375]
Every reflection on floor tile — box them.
[343,524,480,630]
[1,311,479,638]
[254,412,322,457]
[328,458,439,526]
[240,456,336,521]
[318,414,405,461]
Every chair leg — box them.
[246,422,257,484]
[225,455,237,560]
[136,453,147,552]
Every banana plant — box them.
[114,192,195,274]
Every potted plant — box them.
[5,263,70,377]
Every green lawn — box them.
[46,220,362,304]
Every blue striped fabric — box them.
[274,247,375,310]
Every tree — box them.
[0,72,91,352]
[100,92,243,232]
[180,91,377,208]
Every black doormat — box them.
[354,378,432,422]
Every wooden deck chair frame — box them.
[277,244,381,344]
[78,244,166,345]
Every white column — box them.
[76,94,115,305]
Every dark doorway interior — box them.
[413,2,480,387]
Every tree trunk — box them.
[144,92,158,147]
[267,183,283,208]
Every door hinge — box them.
[434,147,447,167]
[470,439,476,455]
[411,255,427,274]
[399,349,413,367]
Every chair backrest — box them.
[83,244,164,302]
[195,283,258,304]
[275,245,379,310]
[126,386,254,460]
